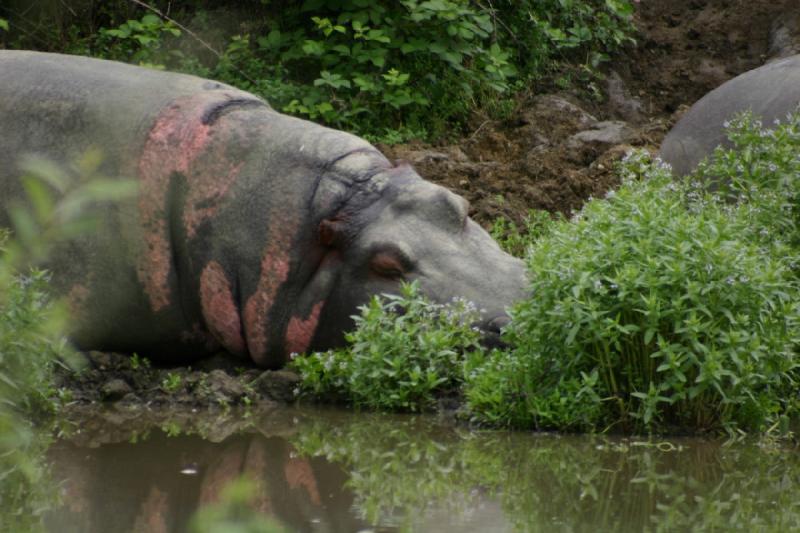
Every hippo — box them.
[660,54,800,176]
[0,51,527,368]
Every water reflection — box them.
[45,407,800,532]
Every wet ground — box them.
[46,406,800,532]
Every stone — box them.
[250,370,301,403]
[768,13,800,60]
[568,121,636,150]
[606,71,645,123]
[101,378,132,401]
[206,369,245,401]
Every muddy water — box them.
[45,406,800,532]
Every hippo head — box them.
[293,152,529,356]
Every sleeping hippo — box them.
[660,54,800,175]
[0,51,527,368]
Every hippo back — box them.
[660,54,800,176]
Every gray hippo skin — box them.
[660,54,800,176]
[0,50,527,368]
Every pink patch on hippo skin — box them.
[243,253,290,364]
[200,261,246,355]
[285,301,324,357]
[243,226,294,365]
[138,93,249,312]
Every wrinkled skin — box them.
[0,51,527,368]
[660,54,800,176]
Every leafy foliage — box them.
[293,112,800,436]
[468,115,800,434]
[0,154,137,529]
[291,281,484,411]
[489,208,559,258]
[95,13,180,67]
[2,1,635,141]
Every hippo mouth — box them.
[477,315,512,349]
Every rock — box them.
[101,378,132,401]
[606,71,645,123]
[768,13,800,60]
[87,351,114,369]
[568,121,636,150]
[206,369,245,401]
[250,370,301,403]
[529,95,598,130]
[116,392,141,407]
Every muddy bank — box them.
[57,0,800,409]
[382,0,797,227]
[57,350,300,413]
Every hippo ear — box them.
[319,219,345,248]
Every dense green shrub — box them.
[0,232,64,531]
[1,1,635,140]
[291,282,484,411]
[467,116,800,433]
[490,209,559,258]
[700,112,800,250]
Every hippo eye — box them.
[369,250,409,278]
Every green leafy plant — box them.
[129,352,151,370]
[3,1,636,141]
[490,209,558,258]
[161,372,183,393]
[292,281,485,411]
[467,118,800,433]
[95,13,181,67]
[0,152,137,530]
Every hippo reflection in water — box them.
[0,51,528,368]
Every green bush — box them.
[290,112,800,435]
[0,154,137,529]
[0,232,64,531]
[700,111,800,250]
[490,209,559,258]
[6,1,634,141]
[292,281,484,411]
[467,117,800,433]
[95,12,181,67]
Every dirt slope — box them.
[383,0,797,227]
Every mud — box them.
[56,350,299,412]
[382,0,796,227]
[58,0,799,409]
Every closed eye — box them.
[368,244,414,278]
